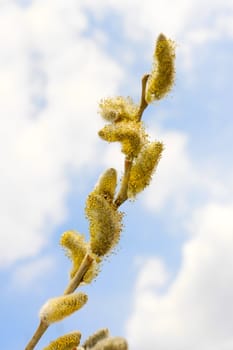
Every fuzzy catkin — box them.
[145,33,175,103]
[99,96,139,122]
[39,293,88,325]
[60,230,98,283]
[85,193,123,257]
[90,337,128,350]
[98,121,147,157]
[128,141,164,198]
[42,331,81,350]
[94,168,117,202]
[82,328,109,349]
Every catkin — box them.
[90,337,128,350]
[128,141,164,198]
[85,193,123,257]
[42,331,81,350]
[145,33,175,103]
[60,230,98,283]
[98,121,147,157]
[39,293,88,325]
[99,96,139,122]
[82,328,109,349]
[94,168,117,202]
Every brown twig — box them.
[64,253,94,295]
[25,321,49,350]
[137,74,149,121]
[114,156,133,208]
[114,74,150,208]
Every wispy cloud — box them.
[11,255,55,290]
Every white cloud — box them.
[0,1,123,266]
[11,255,55,290]
[126,202,233,350]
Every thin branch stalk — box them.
[25,321,49,350]
[64,253,94,295]
[137,74,149,121]
[114,157,133,207]
[24,254,94,350]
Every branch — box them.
[25,321,49,350]
[114,156,133,208]
[137,74,149,121]
[64,253,94,295]
[24,254,94,350]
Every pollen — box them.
[39,293,88,325]
[128,141,164,198]
[145,33,175,103]
[42,331,81,350]
[99,96,139,122]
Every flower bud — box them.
[40,293,88,325]
[42,331,81,350]
[128,141,164,198]
[145,33,175,103]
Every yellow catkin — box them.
[145,33,175,103]
[39,293,88,325]
[94,168,117,202]
[128,141,164,198]
[82,328,109,349]
[90,337,128,350]
[98,121,147,157]
[99,96,139,122]
[60,230,99,283]
[85,193,123,257]
[42,331,81,350]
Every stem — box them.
[25,321,49,350]
[64,253,94,295]
[114,74,150,208]
[137,74,149,121]
[24,254,94,350]
[114,157,133,208]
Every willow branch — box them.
[64,253,94,295]
[114,156,133,208]
[25,321,49,350]
[114,74,150,207]
[137,74,149,121]
[24,254,94,350]
[25,72,149,350]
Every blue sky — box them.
[1,1,233,349]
